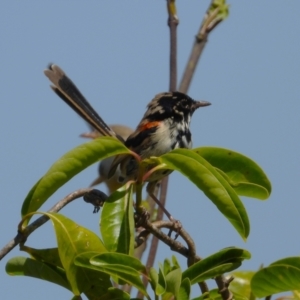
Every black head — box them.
[144,91,211,121]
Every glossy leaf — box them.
[171,255,181,270]
[91,252,147,275]
[6,256,71,291]
[228,271,255,300]
[251,257,300,297]
[21,212,111,296]
[75,252,150,299]
[157,148,250,239]
[163,258,172,275]
[149,266,166,296]
[159,256,182,298]
[157,266,167,296]
[178,277,191,300]
[164,268,182,298]
[20,245,63,268]
[21,137,130,224]
[100,184,135,255]
[194,147,271,199]
[182,247,251,284]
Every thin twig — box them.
[167,0,179,92]
[179,1,228,93]
[0,188,92,261]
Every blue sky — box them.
[1,1,300,299]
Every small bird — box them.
[82,124,134,193]
[44,64,210,218]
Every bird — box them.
[44,64,211,219]
[81,124,134,193]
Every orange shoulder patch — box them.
[139,121,161,131]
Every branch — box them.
[179,0,229,93]
[167,0,179,92]
[0,188,93,261]
[215,276,234,300]
[135,218,209,294]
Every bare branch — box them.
[179,0,229,93]
[167,0,179,92]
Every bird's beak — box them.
[194,100,211,109]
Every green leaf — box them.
[194,147,271,199]
[228,271,255,300]
[21,137,130,224]
[164,268,182,297]
[157,148,250,240]
[22,212,111,296]
[100,184,135,255]
[6,256,71,291]
[163,258,172,275]
[251,257,300,297]
[91,253,147,275]
[149,268,158,293]
[270,256,300,268]
[20,245,63,268]
[171,255,181,270]
[157,266,167,296]
[97,287,131,300]
[209,0,230,21]
[178,277,191,300]
[75,252,150,299]
[192,289,221,300]
[70,296,82,300]
[149,266,166,296]
[293,290,300,300]
[149,267,166,296]
[182,247,251,284]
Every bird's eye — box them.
[181,98,188,108]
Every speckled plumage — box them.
[44,64,211,184]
